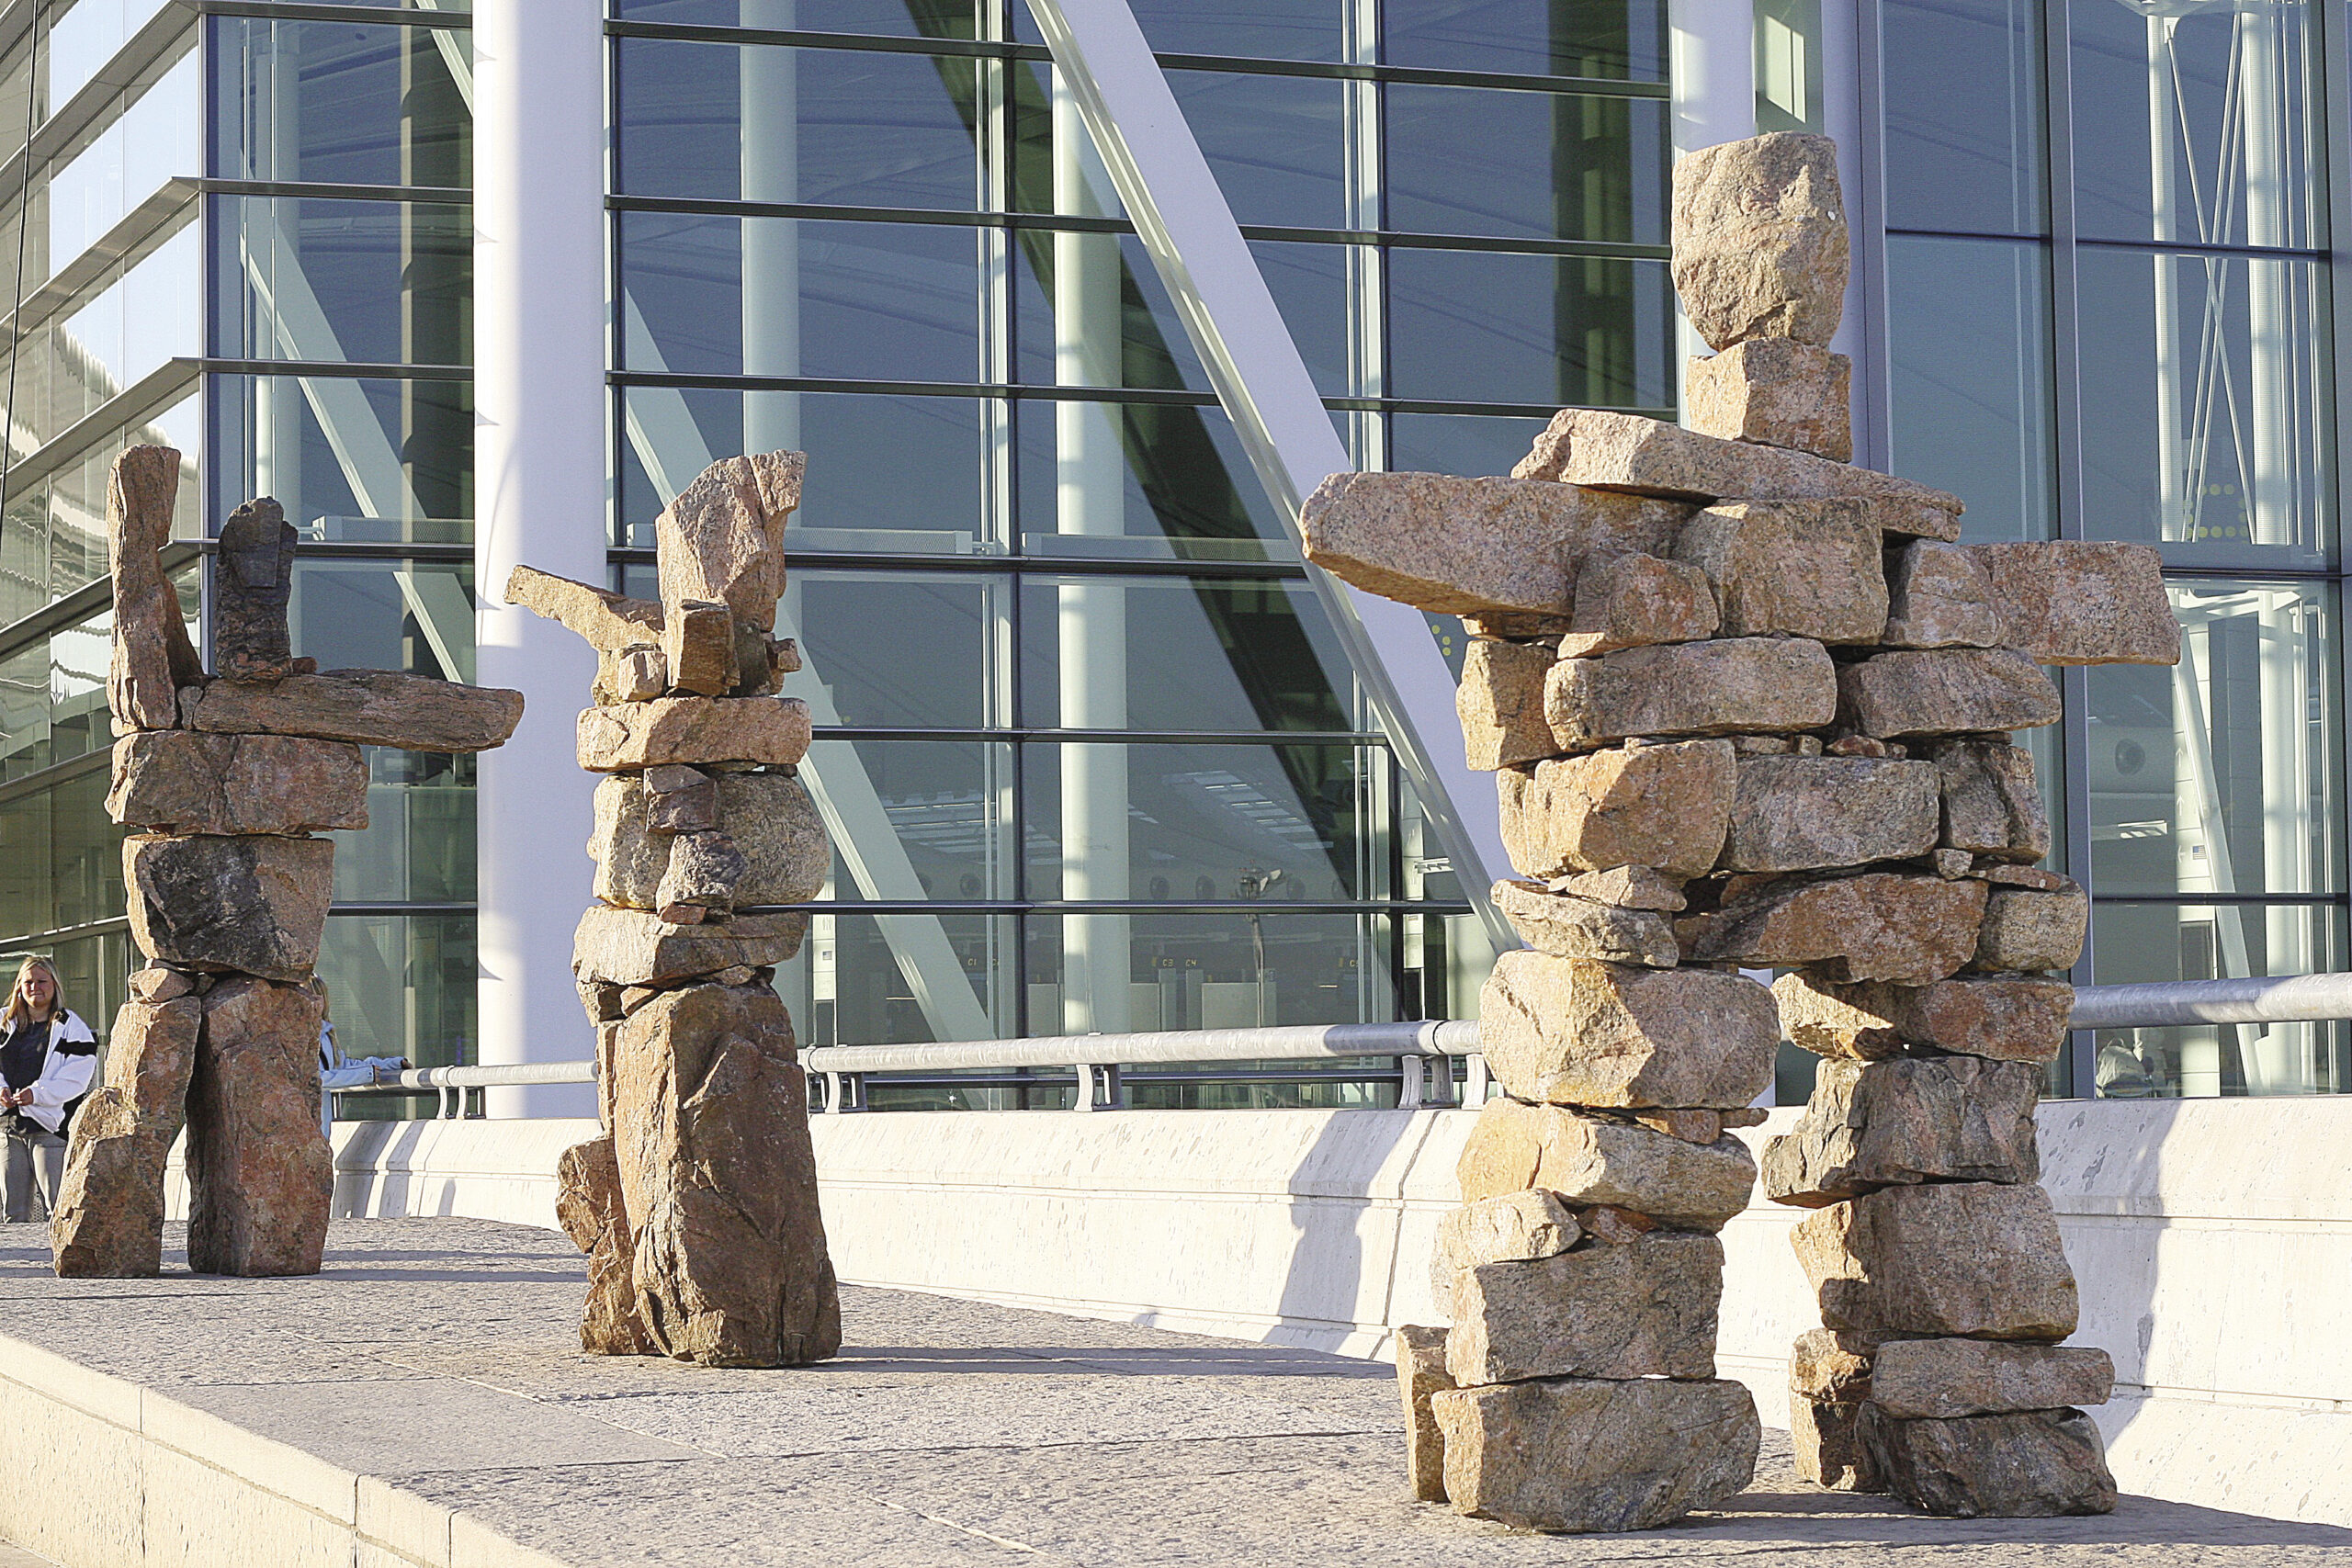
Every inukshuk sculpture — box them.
[52,446,524,1278]
[1306,132,2180,1530]
[508,450,839,1369]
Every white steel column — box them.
[473,0,605,1116]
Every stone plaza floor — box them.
[0,1217,2346,1567]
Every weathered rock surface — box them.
[1493,878,1677,967]
[182,671,526,753]
[1790,1325,1878,1402]
[1672,131,1848,349]
[606,981,841,1365]
[1552,864,1687,909]
[1684,338,1851,461]
[556,1137,660,1356]
[1436,1190,1582,1281]
[107,733,368,836]
[1883,543,2000,649]
[1457,639,1559,771]
[1498,741,1736,880]
[1556,551,1718,658]
[1972,881,2088,974]
[656,451,805,632]
[572,907,808,987]
[505,565,667,653]
[106,446,203,731]
[1792,1394,1883,1493]
[1545,638,1838,751]
[1791,1182,2080,1340]
[1859,1404,2118,1517]
[655,830,747,916]
[1432,1376,1759,1533]
[577,696,813,772]
[592,772,829,910]
[124,833,334,983]
[50,997,200,1277]
[1673,500,1888,643]
[186,976,333,1277]
[128,966,196,1002]
[601,646,668,705]
[1870,1338,2115,1419]
[1455,1097,1758,1228]
[1679,873,1986,984]
[645,765,719,832]
[1395,1325,1453,1503]
[1447,1233,1724,1384]
[1478,953,1780,1111]
[1298,471,1689,618]
[213,498,304,681]
[1837,649,2064,739]
[1774,973,2074,1063]
[1928,739,2051,862]
[1762,1055,2041,1205]
[1513,410,1962,542]
[1721,756,1941,873]
[662,600,737,698]
[1975,541,2178,667]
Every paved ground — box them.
[0,1218,2346,1567]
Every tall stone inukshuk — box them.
[52,446,524,1278]
[1306,133,2181,1531]
[508,450,840,1369]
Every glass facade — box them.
[1880,0,2350,1098]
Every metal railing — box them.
[327,974,2352,1119]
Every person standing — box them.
[0,957,96,1222]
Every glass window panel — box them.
[1012,398,1289,559]
[614,39,979,209]
[1382,0,1666,80]
[332,750,477,906]
[1,395,200,621]
[617,386,989,551]
[775,911,1015,1050]
[2075,248,2332,567]
[49,1,178,110]
[1130,0,1340,62]
[318,912,478,1082]
[40,766,119,933]
[1023,741,1378,903]
[1024,910,1389,1033]
[1386,247,1671,408]
[213,197,470,368]
[1013,230,1210,392]
[1018,575,1353,733]
[1250,240,1351,398]
[801,737,1015,900]
[210,375,472,542]
[2068,0,2318,250]
[2086,901,2349,1098]
[30,220,199,450]
[1884,234,2054,543]
[0,604,127,784]
[211,18,470,189]
[611,0,972,38]
[1385,84,1666,245]
[619,211,981,383]
[1162,71,1344,230]
[1882,0,2045,235]
[1387,412,1550,478]
[776,569,1009,730]
[2086,580,2342,897]
[288,557,475,682]
[47,41,198,274]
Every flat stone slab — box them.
[0,1219,2337,1565]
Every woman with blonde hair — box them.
[0,956,96,1221]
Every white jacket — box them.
[7,1010,96,1136]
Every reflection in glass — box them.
[1025,911,1388,1033]
[17,220,198,452]
[1388,412,1552,479]
[1884,234,2053,542]
[1012,399,1286,558]
[212,19,469,189]
[1383,0,1666,80]
[616,386,987,551]
[211,376,471,542]
[1018,576,1352,734]
[1385,84,1666,245]
[0,605,125,784]
[798,737,1015,903]
[777,570,1008,730]
[2075,248,2331,565]
[289,558,475,682]
[333,751,476,906]
[1883,0,2045,235]
[2086,581,2342,897]
[213,197,469,367]
[1249,241,1352,398]
[0,403,200,620]
[44,44,198,273]
[774,911,1014,1049]
[1013,231,1211,392]
[2069,0,2317,250]
[318,912,477,1086]
[0,768,119,937]
[1127,0,1341,62]
[611,0,974,39]
[618,211,980,383]
[1163,71,1345,230]
[1387,248,1671,408]
[2088,901,2348,1098]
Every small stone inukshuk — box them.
[55,446,523,1278]
[509,450,840,1369]
[1305,132,2180,1530]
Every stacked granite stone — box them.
[52,446,523,1278]
[1310,132,2181,1529]
[509,450,840,1369]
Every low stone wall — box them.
[311,1098,2352,1527]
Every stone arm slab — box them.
[179,671,526,753]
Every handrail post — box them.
[1398,1053,1423,1111]
[1072,1062,1097,1111]
[1465,1052,1489,1106]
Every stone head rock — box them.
[577,695,813,772]
[655,450,805,633]
[1970,879,2087,974]
[1556,550,1719,659]
[105,445,203,730]
[1883,542,2000,649]
[1927,739,2052,863]
[214,497,305,681]
[1672,131,1849,350]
